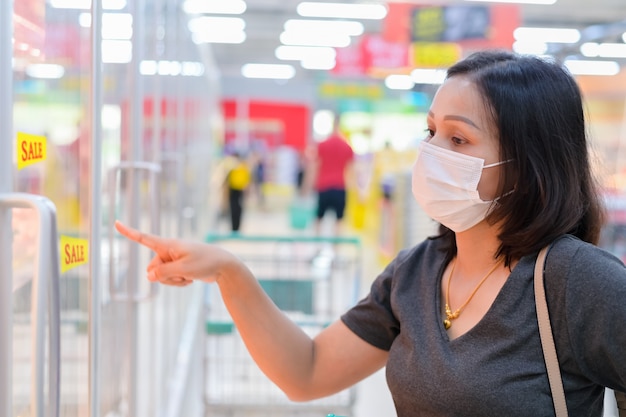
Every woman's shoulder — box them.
[548,234,626,289]
[551,234,624,266]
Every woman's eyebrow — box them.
[428,110,481,130]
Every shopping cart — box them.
[203,233,363,417]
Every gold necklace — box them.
[443,257,504,330]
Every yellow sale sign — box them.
[17,132,47,170]
[60,235,89,273]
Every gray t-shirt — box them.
[341,235,626,416]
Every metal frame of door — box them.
[89,1,104,416]
[0,0,14,413]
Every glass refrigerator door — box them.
[2,1,217,416]
[4,1,94,416]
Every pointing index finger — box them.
[115,220,165,253]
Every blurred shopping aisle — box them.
[205,191,397,417]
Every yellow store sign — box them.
[17,132,47,170]
[60,236,89,273]
[411,42,461,68]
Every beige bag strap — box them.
[534,245,569,417]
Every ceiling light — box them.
[188,17,246,43]
[79,12,90,27]
[284,19,364,37]
[102,13,133,39]
[50,0,126,10]
[181,62,205,76]
[182,0,246,15]
[512,40,548,55]
[296,2,387,20]
[158,61,182,76]
[275,45,336,61]
[385,75,415,90]
[140,60,158,75]
[564,59,620,76]
[580,43,600,57]
[192,31,246,44]
[26,64,65,79]
[514,27,580,44]
[188,16,245,33]
[465,0,556,4]
[410,69,447,85]
[580,42,626,59]
[140,60,205,76]
[300,56,336,70]
[102,40,132,63]
[313,110,335,139]
[241,64,295,80]
[78,12,91,28]
[79,13,133,40]
[280,31,351,48]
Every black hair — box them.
[436,50,606,265]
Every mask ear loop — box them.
[481,159,515,206]
[488,159,516,202]
[494,189,515,201]
[483,159,514,169]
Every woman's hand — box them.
[115,220,241,286]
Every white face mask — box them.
[412,140,508,233]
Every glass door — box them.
[2,1,220,416]
[3,0,92,416]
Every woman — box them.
[115,50,626,416]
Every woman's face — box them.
[424,75,502,201]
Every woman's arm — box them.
[114,221,388,400]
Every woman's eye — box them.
[424,128,435,138]
[451,136,465,145]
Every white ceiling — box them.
[204,0,626,81]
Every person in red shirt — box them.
[308,115,354,237]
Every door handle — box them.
[0,193,60,417]
[107,161,162,302]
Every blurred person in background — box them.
[304,114,354,238]
[226,152,251,233]
[375,140,400,257]
[251,149,267,209]
[295,151,307,197]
